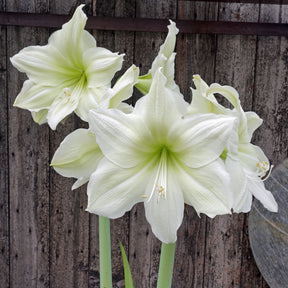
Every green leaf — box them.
[119,242,135,288]
[135,72,152,95]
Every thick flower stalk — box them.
[11,5,124,130]
[189,75,278,213]
[86,68,236,243]
[51,65,139,188]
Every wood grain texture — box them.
[7,0,50,287]
[0,0,9,287]
[2,0,288,287]
[203,3,265,288]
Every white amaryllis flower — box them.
[189,75,278,213]
[86,68,236,243]
[11,5,123,130]
[51,65,139,189]
[135,20,180,94]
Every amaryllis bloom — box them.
[189,75,278,213]
[135,20,180,94]
[86,68,236,243]
[11,5,123,130]
[51,65,139,189]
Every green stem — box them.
[157,242,176,288]
[99,216,112,288]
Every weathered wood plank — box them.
[7,0,50,286]
[175,2,218,287]
[253,4,288,164]
[252,5,288,285]
[48,1,91,287]
[203,3,265,288]
[4,1,288,287]
[0,1,9,287]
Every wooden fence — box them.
[1,0,288,287]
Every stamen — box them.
[147,148,168,203]
[255,160,272,181]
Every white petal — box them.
[241,111,263,142]
[11,45,79,85]
[168,114,236,168]
[247,179,278,212]
[238,143,269,175]
[83,47,124,87]
[51,129,102,184]
[13,80,61,111]
[177,158,232,217]
[48,5,96,66]
[150,20,179,76]
[89,108,155,168]
[207,83,240,109]
[86,158,151,218]
[72,177,89,190]
[134,68,188,141]
[144,165,184,243]
[117,102,133,114]
[162,53,180,93]
[75,86,106,121]
[31,109,48,125]
[47,87,80,130]
[101,65,139,108]
[225,156,252,213]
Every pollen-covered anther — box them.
[63,88,72,103]
[155,183,166,199]
[256,160,271,180]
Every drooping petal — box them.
[86,158,152,218]
[225,155,252,213]
[144,164,184,243]
[207,83,240,109]
[247,179,278,212]
[177,158,232,217]
[168,113,236,168]
[51,128,102,188]
[83,47,124,87]
[89,108,155,168]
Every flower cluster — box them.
[11,5,277,244]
